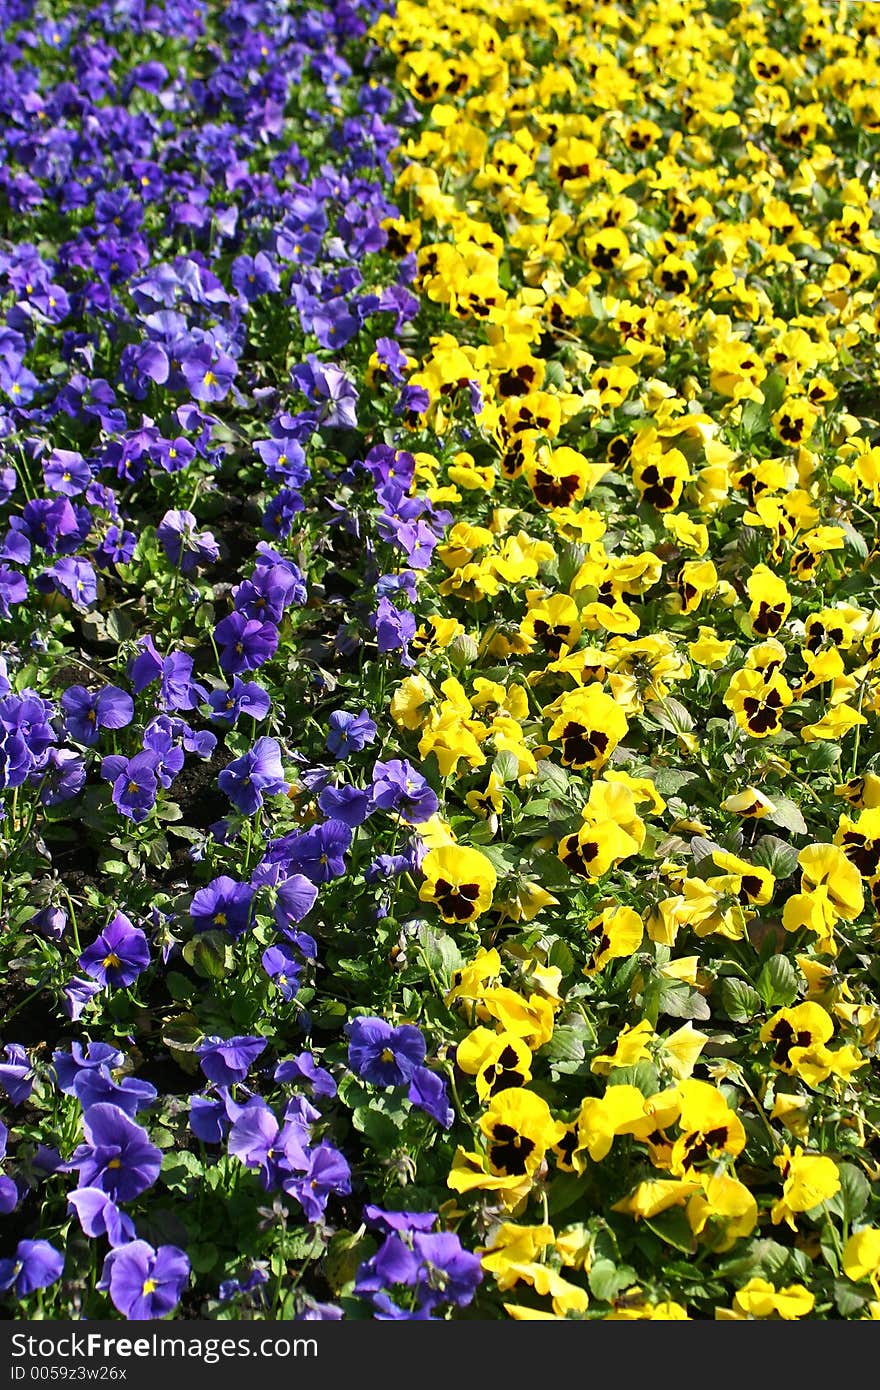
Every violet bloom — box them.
[375,337,409,383]
[0,566,27,618]
[363,1206,438,1236]
[190,875,254,938]
[265,819,352,884]
[63,976,102,1022]
[285,1142,351,1221]
[179,343,236,404]
[99,1241,190,1320]
[0,1241,64,1299]
[197,1035,266,1087]
[218,1267,269,1306]
[207,678,272,725]
[72,1070,157,1118]
[326,708,376,758]
[214,612,279,675]
[232,252,280,301]
[39,557,98,609]
[369,759,438,824]
[262,488,304,540]
[317,782,371,828]
[66,1104,162,1202]
[0,1044,34,1104]
[372,596,416,665]
[234,562,304,623]
[345,1017,426,1087]
[109,751,160,823]
[218,736,287,815]
[52,1041,125,1093]
[43,449,90,496]
[261,944,300,1001]
[290,355,358,430]
[39,748,86,806]
[156,509,219,575]
[78,912,150,989]
[189,1086,245,1145]
[407,1067,454,1129]
[142,718,185,788]
[274,1051,337,1099]
[227,1097,310,1190]
[67,1188,136,1247]
[61,684,134,746]
[31,905,67,941]
[355,1229,482,1320]
[254,438,307,486]
[273,874,318,929]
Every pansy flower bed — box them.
[1,0,879,1322]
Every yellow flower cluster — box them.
[370,0,880,1319]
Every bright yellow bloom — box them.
[419,845,497,924]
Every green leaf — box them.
[105,608,134,642]
[189,1243,219,1274]
[645,698,694,734]
[536,760,571,799]
[642,1206,696,1254]
[182,932,231,981]
[353,1104,403,1150]
[606,1062,660,1097]
[162,1150,203,1193]
[834,1279,870,1317]
[765,796,808,837]
[544,1024,587,1071]
[719,978,762,1023]
[588,1259,638,1302]
[800,740,841,772]
[656,977,710,1021]
[492,750,521,784]
[756,955,800,1008]
[416,923,463,985]
[161,1015,202,1052]
[100,858,128,876]
[835,1163,870,1224]
[740,370,786,435]
[752,834,799,880]
[546,1171,586,1218]
[548,939,575,977]
[165,971,193,1002]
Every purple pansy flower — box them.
[197,1035,266,1087]
[345,1017,426,1087]
[0,1241,64,1299]
[66,1104,162,1202]
[99,1242,190,1320]
[78,913,150,989]
[217,736,287,815]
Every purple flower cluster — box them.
[346,1017,453,1129]
[354,1207,482,1319]
[0,0,487,1325]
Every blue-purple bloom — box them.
[261,944,301,1001]
[66,1104,162,1202]
[190,875,254,938]
[345,1017,426,1087]
[99,1241,190,1320]
[78,913,150,989]
[197,1035,267,1087]
[0,1241,64,1299]
[0,1044,34,1105]
[61,684,134,745]
[67,1188,136,1247]
[369,758,438,823]
[326,708,377,758]
[217,736,287,815]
